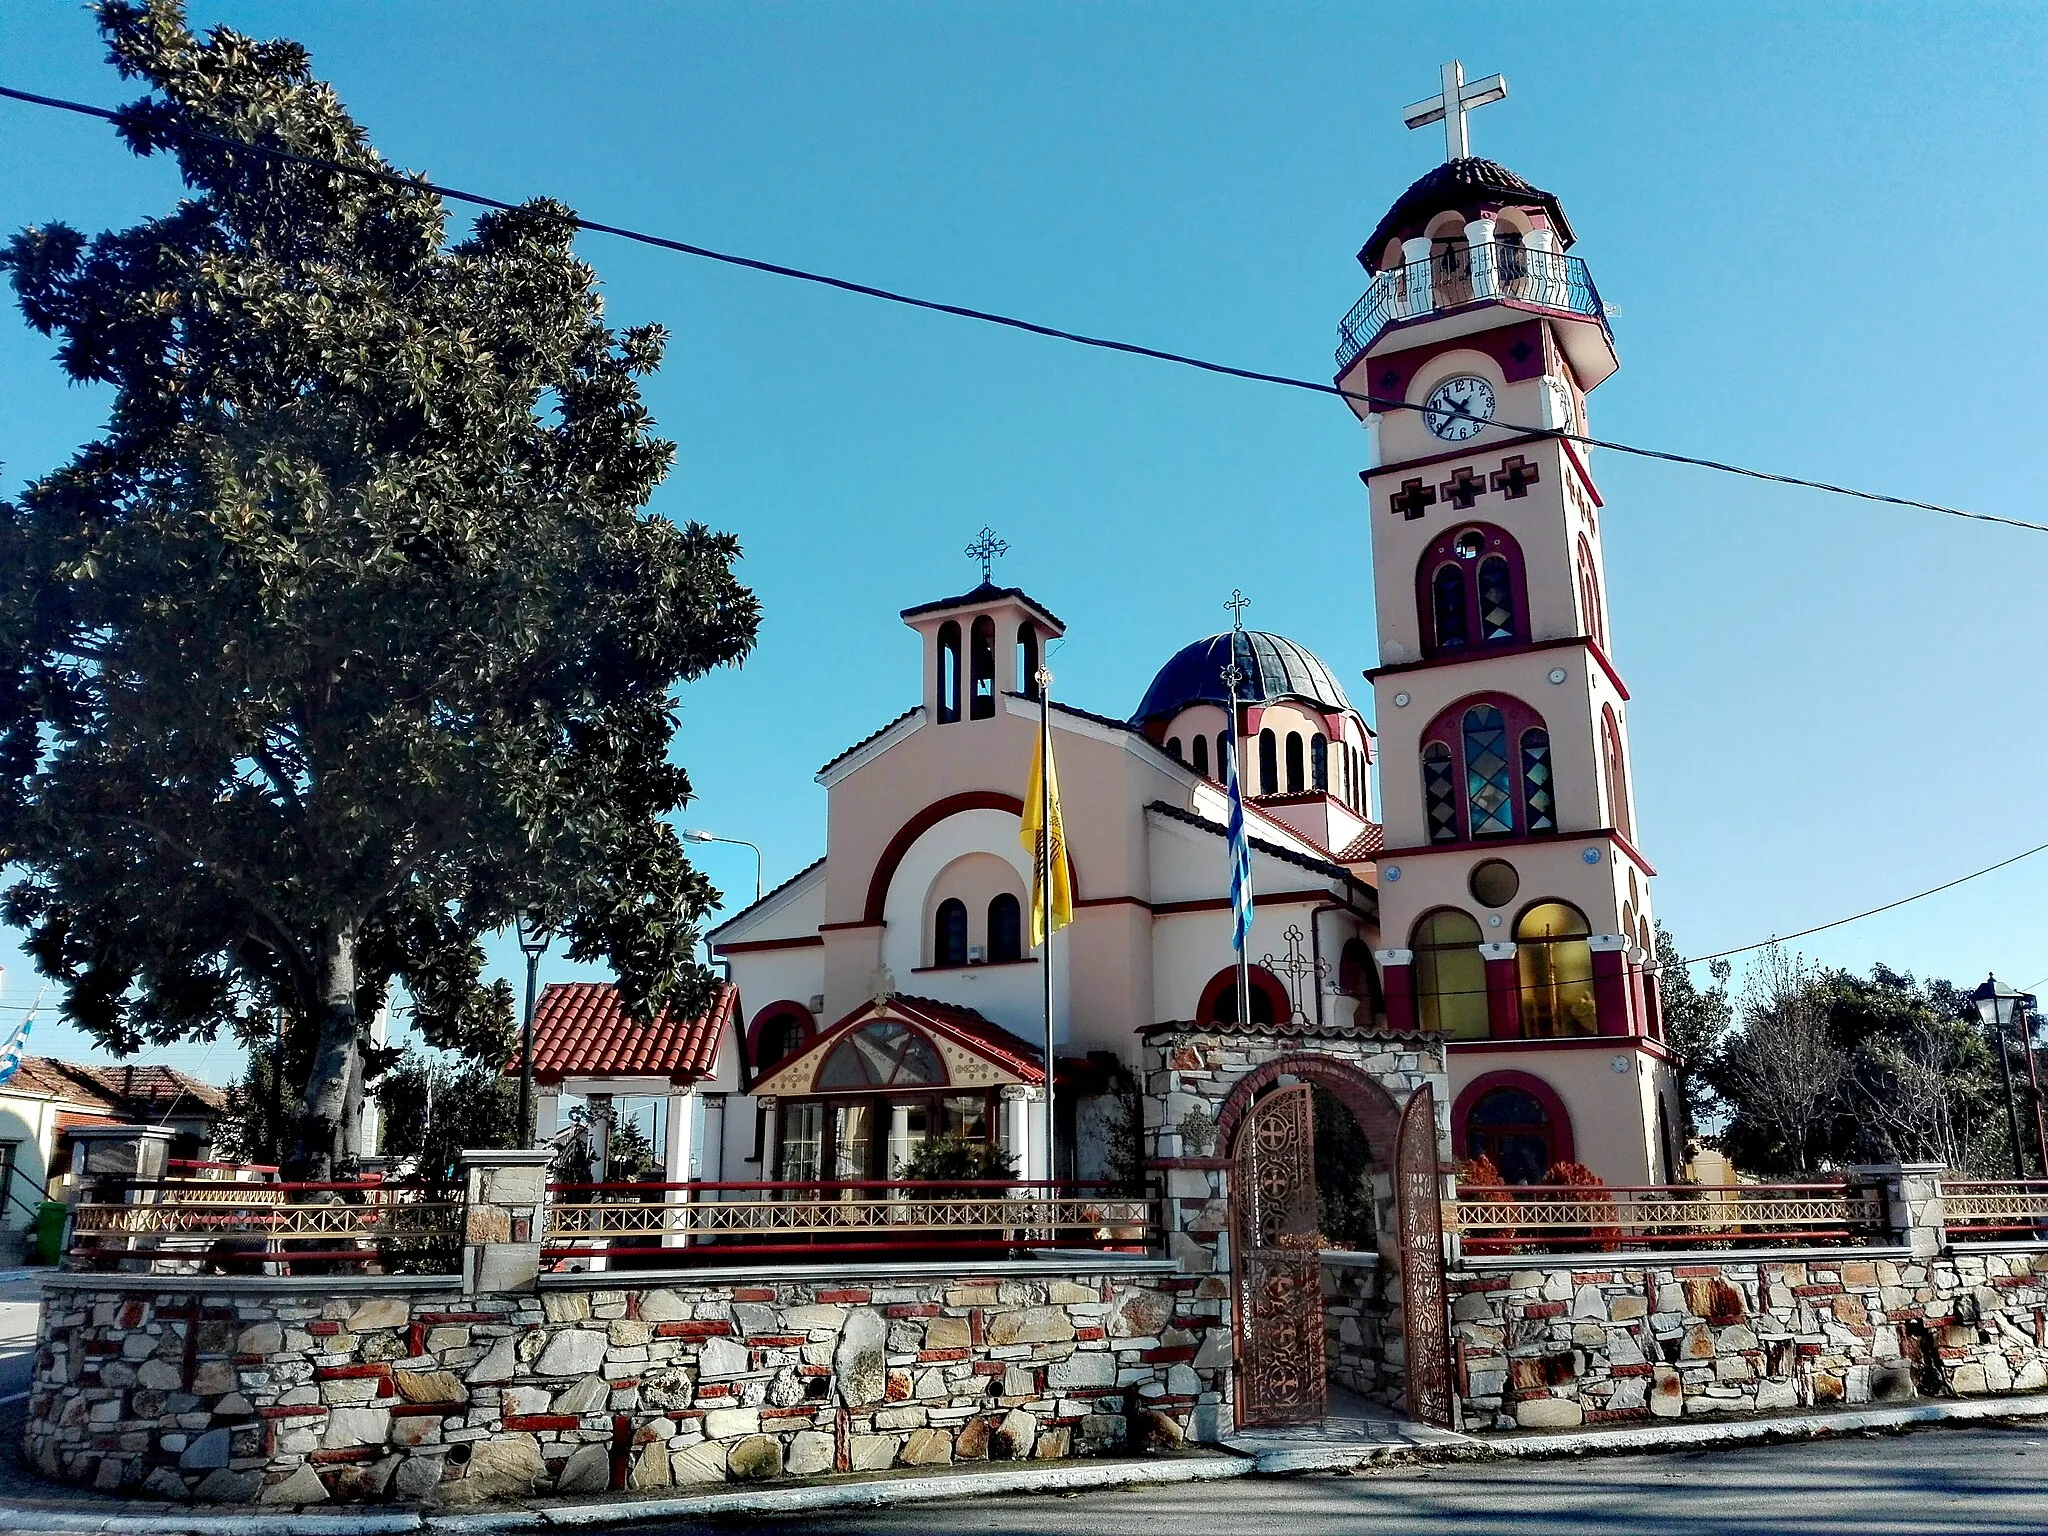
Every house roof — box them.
[2,1057,226,1118]
[1335,824,1385,862]
[750,993,1044,1099]
[1146,800,1355,883]
[512,980,737,1085]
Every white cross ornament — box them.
[1402,59,1508,162]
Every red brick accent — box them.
[1522,1302,1567,1319]
[307,1321,342,1337]
[1142,1346,1196,1363]
[760,1406,815,1421]
[919,1349,969,1362]
[694,1383,734,1399]
[257,1405,327,1420]
[653,1321,733,1339]
[816,1289,871,1304]
[390,1403,459,1418]
[504,1414,582,1432]
[314,1364,392,1380]
[750,1334,808,1347]
[1672,1266,1722,1278]
[887,1304,940,1318]
[417,1312,498,1324]
[733,1288,776,1302]
[1609,1363,1654,1378]
[309,1447,379,1465]
[1074,1327,1104,1342]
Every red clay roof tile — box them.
[512,981,736,1084]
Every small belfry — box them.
[1339,62,1678,1185]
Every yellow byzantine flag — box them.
[1020,732,1074,948]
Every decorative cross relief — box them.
[966,526,1008,583]
[1260,924,1328,1029]
[1389,477,1438,521]
[1402,60,1509,163]
[1490,455,1541,499]
[1440,466,1486,511]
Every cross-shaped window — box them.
[1440,466,1486,511]
[1389,478,1438,521]
[1490,455,1541,499]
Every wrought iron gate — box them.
[1231,1081,1326,1427]
[1395,1083,1454,1427]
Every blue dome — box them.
[1132,631,1353,724]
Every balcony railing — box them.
[1940,1180,2048,1243]
[1336,243,1608,373]
[543,1178,1160,1265]
[1448,1180,1887,1256]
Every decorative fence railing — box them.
[1448,1181,1888,1256]
[542,1178,1160,1265]
[1940,1180,2048,1243]
[67,1177,463,1275]
[1336,245,1608,372]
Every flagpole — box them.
[1222,593,1254,1029]
[1227,651,1251,1030]
[1036,663,1056,1184]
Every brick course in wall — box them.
[27,1261,1205,1506]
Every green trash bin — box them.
[31,1200,67,1266]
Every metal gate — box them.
[1395,1083,1454,1427]
[1231,1081,1326,1427]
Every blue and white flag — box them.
[1223,718,1254,954]
[0,1008,32,1087]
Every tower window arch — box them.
[1576,536,1606,651]
[1258,729,1278,796]
[1017,621,1041,698]
[1602,705,1633,840]
[1423,741,1459,843]
[1417,524,1528,657]
[1412,908,1487,1039]
[1463,705,1514,838]
[1167,736,1184,762]
[1285,732,1305,794]
[1191,733,1210,778]
[1515,901,1596,1038]
[1420,693,1556,848]
[1217,732,1231,782]
[1311,733,1328,792]
[969,617,997,719]
[987,893,1022,964]
[936,622,962,725]
[1521,728,1557,833]
[934,898,969,967]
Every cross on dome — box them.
[1402,59,1509,163]
[965,525,1008,583]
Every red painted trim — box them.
[819,919,883,933]
[1451,1068,1576,1168]
[714,935,824,955]
[1194,965,1291,1026]
[861,791,1081,925]
[1592,947,1631,1038]
[1381,954,1417,1034]
[909,958,1038,974]
[1484,952,1522,1040]
[1151,890,1333,917]
[1447,1035,1672,1063]
[1375,826,1655,876]
[1366,633,1630,703]
[1415,520,1531,659]
[1074,894,1151,912]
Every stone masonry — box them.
[26,1262,1204,1506]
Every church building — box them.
[567,65,1682,1204]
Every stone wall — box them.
[1322,1253,1399,1406]
[1448,1246,2048,1431]
[26,1258,1207,1506]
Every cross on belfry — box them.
[1402,60,1509,163]
[966,526,1008,583]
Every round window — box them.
[1468,858,1521,909]
[1454,530,1485,561]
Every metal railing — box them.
[1448,1181,1887,1256]
[68,1176,463,1274]
[1940,1180,2048,1243]
[543,1178,1159,1264]
[1336,244,1608,372]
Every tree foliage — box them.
[371,1046,518,1185]
[0,2,758,1173]
[1653,921,1732,1141]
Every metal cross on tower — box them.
[1402,60,1508,163]
[1261,924,1327,1029]
[966,526,1008,583]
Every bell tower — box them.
[1343,64,1678,1185]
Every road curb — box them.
[1480,1391,2048,1459]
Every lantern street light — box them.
[1974,974,2044,1178]
[514,911,552,1148]
[682,829,764,904]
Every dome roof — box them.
[1358,157,1574,272]
[1132,631,1353,724]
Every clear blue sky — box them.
[2,3,2044,1084]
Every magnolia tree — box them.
[0,2,758,1173]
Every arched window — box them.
[1521,728,1557,833]
[1463,705,1514,838]
[934,898,969,967]
[1417,525,1528,657]
[1285,732,1305,794]
[1576,536,1605,651]
[987,893,1022,964]
[1516,901,1596,1037]
[1602,706,1632,840]
[1167,736,1184,762]
[1191,733,1210,778]
[1258,729,1278,796]
[1337,937,1382,1024]
[1423,741,1459,843]
[936,622,962,725]
[753,1009,810,1074]
[1310,733,1328,792]
[1018,621,1041,698]
[817,1020,946,1090]
[969,616,997,719]
[1200,966,1286,1026]
[1464,1087,1555,1184]
[1413,909,1487,1039]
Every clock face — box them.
[1424,375,1496,440]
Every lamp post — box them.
[682,829,764,904]
[1974,974,2041,1178]
[514,911,551,1148]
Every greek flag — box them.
[1224,718,1253,953]
[0,1009,31,1087]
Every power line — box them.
[4,82,2043,538]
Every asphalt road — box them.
[0,1269,41,1401]
[670,1424,2048,1536]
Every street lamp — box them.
[1974,974,2043,1178]
[682,829,764,904]
[514,911,552,1149]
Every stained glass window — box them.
[1463,705,1514,838]
[1479,556,1517,643]
[1433,564,1468,651]
[817,1021,947,1090]
[1412,909,1487,1039]
[1521,728,1557,833]
[1424,741,1459,843]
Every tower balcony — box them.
[1336,244,1612,378]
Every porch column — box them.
[1480,941,1521,1039]
[1400,235,1433,316]
[662,1089,696,1248]
[1375,947,1416,1033]
[535,1090,561,1144]
[1589,934,1631,1037]
[587,1093,614,1183]
[1000,1085,1032,1179]
[1464,215,1498,299]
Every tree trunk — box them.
[293,922,361,1180]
